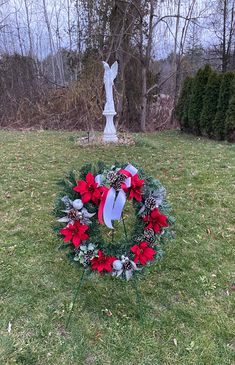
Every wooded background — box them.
[0,0,235,131]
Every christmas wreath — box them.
[54,162,175,281]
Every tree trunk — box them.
[42,0,56,83]
[75,0,82,80]
[67,0,72,51]
[140,66,147,132]
[23,0,33,57]
[14,0,24,56]
[109,1,133,127]
[222,0,228,72]
[140,0,154,131]
[172,0,181,108]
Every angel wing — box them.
[111,61,118,81]
[102,61,118,83]
[102,61,110,70]
[102,61,110,83]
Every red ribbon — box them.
[119,169,133,178]
[98,187,109,225]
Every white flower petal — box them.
[57,217,70,223]
[130,261,140,270]
[125,269,133,281]
[116,269,123,277]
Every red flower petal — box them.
[128,190,134,200]
[151,209,160,219]
[159,216,168,226]
[73,180,87,193]
[60,228,73,241]
[81,232,89,241]
[131,245,140,254]
[93,189,101,199]
[144,247,156,259]
[139,255,148,265]
[72,235,81,247]
[126,174,144,201]
[134,191,142,201]
[91,251,116,273]
[82,192,92,203]
[143,215,150,222]
[152,223,161,233]
[86,172,96,185]
[139,242,148,249]
[131,242,155,265]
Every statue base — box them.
[103,111,118,143]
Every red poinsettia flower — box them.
[60,221,89,248]
[91,250,116,273]
[73,172,102,205]
[143,208,168,233]
[131,241,155,265]
[122,174,144,201]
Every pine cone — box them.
[111,174,126,191]
[145,235,155,245]
[68,208,78,220]
[144,228,155,244]
[134,234,144,243]
[145,197,157,210]
[107,171,118,183]
[87,250,94,257]
[83,250,95,266]
[111,180,122,190]
[144,228,155,239]
[117,173,126,183]
[123,260,132,271]
[83,254,91,266]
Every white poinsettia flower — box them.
[138,187,166,215]
[87,243,96,251]
[75,243,98,266]
[112,255,140,281]
[57,196,95,225]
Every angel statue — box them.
[102,61,118,113]
[102,61,118,142]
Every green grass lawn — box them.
[0,130,234,365]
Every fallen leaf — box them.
[207,227,212,235]
[173,338,177,347]
[102,308,112,317]
[7,322,12,333]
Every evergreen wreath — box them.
[54,161,175,281]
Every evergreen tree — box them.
[181,77,194,132]
[188,64,212,135]
[213,72,234,140]
[175,76,193,130]
[225,81,235,142]
[200,72,222,138]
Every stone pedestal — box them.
[103,110,118,142]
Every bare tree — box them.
[66,0,72,51]
[13,0,24,55]
[211,0,235,71]
[54,0,65,84]
[140,0,155,132]
[42,0,56,82]
[23,0,33,56]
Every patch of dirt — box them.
[75,133,135,146]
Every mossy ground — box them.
[0,130,234,365]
